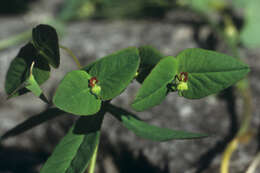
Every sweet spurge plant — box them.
[1,24,250,173]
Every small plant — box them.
[177,1,258,172]
[1,24,249,173]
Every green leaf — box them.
[136,45,165,83]
[132,56,178,111]
[25,67,49,103]
[33,56,51,85]
[40,111,104,173]
[176,48,250,99]
[26,72,43,97]
[107,104,207,141]
[5,43,50,97]
[5,57,28,97]
[32,24,60,68]
[88,47,140,100]
[53,70,101,116]
[0,108,65,141]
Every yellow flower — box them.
[91,84,101,96]
[177,81,188,91]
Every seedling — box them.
[1,24,250,173]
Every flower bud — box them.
[91,84,101,96]
[177,81,188,91]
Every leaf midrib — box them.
[64,135,85,173]
[186,66,249,74]
[133,84,166,106]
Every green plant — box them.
[177,1,257,172]
[1,24,249,173]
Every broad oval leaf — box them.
[5,43,50,97]
[107,104,207,141]
[32,24,60,68]
[177,48,250,99]
[53,70,101,116]
[5,58,27,96]
[40,130,99,173]
[40,113,104,173]
[136,45,164,83]
[88,47,140,100]
[132,56,178,111]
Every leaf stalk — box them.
[59,45,82,69]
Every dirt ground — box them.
[0,1,260,173]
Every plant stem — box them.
[0,30,31,51]
[246,151,260,173]
[221,138,239,173]
[221,131,253,173]
[0,19,65,51]
[219,38,252,173]
[59,45,82,69]
[88,139,99,173]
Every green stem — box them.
[221,138,239,173]
[236,80,252,136]
[0,18,65,51]
[246,151,260,173]
[88,138,99,173]
[0,30,31,51]
[59,45,82,69]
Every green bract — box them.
[26,71,43,96]
[177,81,188,91]
[132,56,178,111]
[176,48,250,99]
[53,70,101,116]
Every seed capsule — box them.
[177,81,188,91]
[89,77,101,97]
[180,72,188,82]
[89,77,98,87]
[91,85,101,96]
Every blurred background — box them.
[0,0,260,173]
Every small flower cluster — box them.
[168,72,189,96]
[89,77,101,97]
[177,72,188,91]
